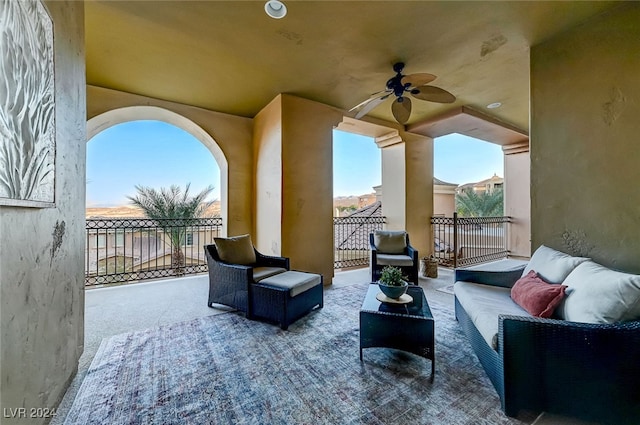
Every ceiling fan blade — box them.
[410,85,456,103]
[391,97,411,124]
[401,73,436,88]
[354,94,391,119]
[349,89,392,112]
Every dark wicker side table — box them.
[359,284,435,380]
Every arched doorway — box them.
[87,106,229,235]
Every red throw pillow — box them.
[511,270,567,318]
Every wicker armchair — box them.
[369,231,419,284]
[204,243,289,311]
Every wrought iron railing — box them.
[85,217,222,286]
[334,216,386,269]
[431,213,509,268]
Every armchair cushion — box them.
[373,230,407,254]
[511,270,567,318]
[557,261,640,323]
[252,267,287,282]
[214,234,256,265]
[522,244,589,284]
[376,254,414,267]
[260,270,322,297]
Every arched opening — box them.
[86,106,228,286]
[87,106,228,232]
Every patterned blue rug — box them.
[64,283,534,425]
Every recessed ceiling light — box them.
[487,102,502,109]
[265,0,287,19]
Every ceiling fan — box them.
[349,62,456,124]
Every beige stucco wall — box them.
[530,3,640,273]
[434,190,456,217]
[281,95,343,281]
[404,132,434,255]
[0,2,86,423]
[503,145,531,258]
[379,133,433,256]
[86,85,254,237]
[254,94,342,283]
[380,143,406,231]
[253,96,283,255]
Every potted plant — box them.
[377,266,409,299]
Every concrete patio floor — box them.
[52,266,592,425]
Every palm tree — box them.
[128,184,214,274]
[456,188,504,217]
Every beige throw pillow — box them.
[374,230,407,254]
[214,234,256,265]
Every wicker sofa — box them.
[454,247,640,425]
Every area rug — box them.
[436,284,455,295]
[64,283,534,425]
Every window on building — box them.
[97,234,106,248]
[186,232,194,246]
[115,230,124,247]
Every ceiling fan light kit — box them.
[350,62,456,124]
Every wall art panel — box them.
[0,0,55,207]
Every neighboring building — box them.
[433,178,458,216]
[358,193,377,209]
[458,174,504,195]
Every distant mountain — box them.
[333,195,361,208]
[87,196,374,218]
[86,201,221,218]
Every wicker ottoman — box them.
[249,270,323,330]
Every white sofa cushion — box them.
[557,261,640,324]
[522,245,589,284]
[454,280,530,350]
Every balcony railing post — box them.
[453,212,458,269]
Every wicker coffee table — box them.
[359,284,435,380]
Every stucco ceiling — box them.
[85,1,619,131]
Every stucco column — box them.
[376,132,433,256]
[503,142,531,258]
[254,94,343,284]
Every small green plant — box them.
[379,266,407,286]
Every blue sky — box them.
[86,121,503,206]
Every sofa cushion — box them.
[214,234,256,265]
[455,280,530,350]
[557,261,640,324]
[260,270,322,297]
[511,270,567,318]
[373,230,407,254]
[375,254,414,267]
[522,245,589,284]
[252,267,287,282]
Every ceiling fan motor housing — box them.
[387,62,411,99]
